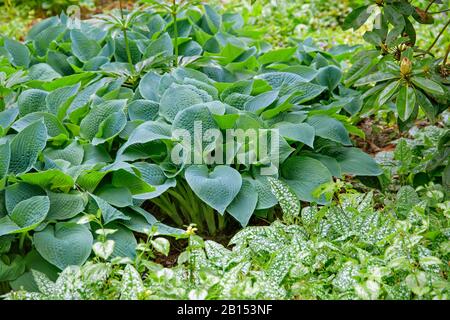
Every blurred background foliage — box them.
[0,0,448,57]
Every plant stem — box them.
[0,282,11,295]
[19,232,27,251]
[425,0,437,13]
[443,43,450,67]
[119,0,136,73]
[179,179,204,230]
[172,0,178,67]
[426,18,450,53]
[429,9,450,15]
[203,204,217,235]
[217,213,226,231]
[152,196,183,226]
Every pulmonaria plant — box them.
[343,0,449,127]
[0,3,382,292]
[4,188,449,300]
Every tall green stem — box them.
[119,0,136,73]
[217,214,226,232]
[426,18,450,53]
[172,0,179,67]
[203,204,217,235]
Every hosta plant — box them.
[0,3,382,291]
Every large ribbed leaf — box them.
[185,165,242,214]
[281,156,332,203]
[306,115,351,146]
[4,38,30,68]
[79,100,126,141]
[0,142,10,181]
[9,120,47,175]
[70,29,101,62]
[0,196,50,236]
[34,223,93,270]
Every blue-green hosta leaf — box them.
[185,165,242,214]
[0,196,50,236]
[96,185,133,208]
[79,100,126,141]
[397,86,416,121]
[224,93,253,110]
[28,63,61,82]
[316,65,342,91]
[204,4,222,34]
[275,122,315,148]
[70,29,101,62]
[227,179,258,227]
[267,177,300,222]
[172,103,220,153]
[17,89,48,116]
[255,72,305,92]
[160,83,212,122]
[258,47,297,65]
[66,78,112,117]
[120,207,158,233]
[282,82,327,104]
[116,121,172,161]
[4,38,30,68]
[298,151,342,177]
[306,115,352,146]
[111,169,155,196]
[244,90,279,113]
[11,112,68,138]
[46,191,87,220]
[128,100,159,121]
[44,141,84,166]
[33,25,65,57]
[114,37,141,65]
[18,169,75,191]
[183,78,219,100]
[132,163,176,200]
[108,226,137,259]
[144,32,173,58]
[138,72,161,101]
[92,111,127,145]
[76,170,108,193]
[9,119,48,175]
[34,222,93,270]
[89,194,130,225]
[0,108,19,130]
[324,147,382,176]
[5,182,46,214]
[247,175,278,210]
[45,83,80,118]
[0,254,25,282]
[0,142,10,181]
[281,156,333,203]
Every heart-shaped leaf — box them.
[34,222,93,270]
[185,165,242,214]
